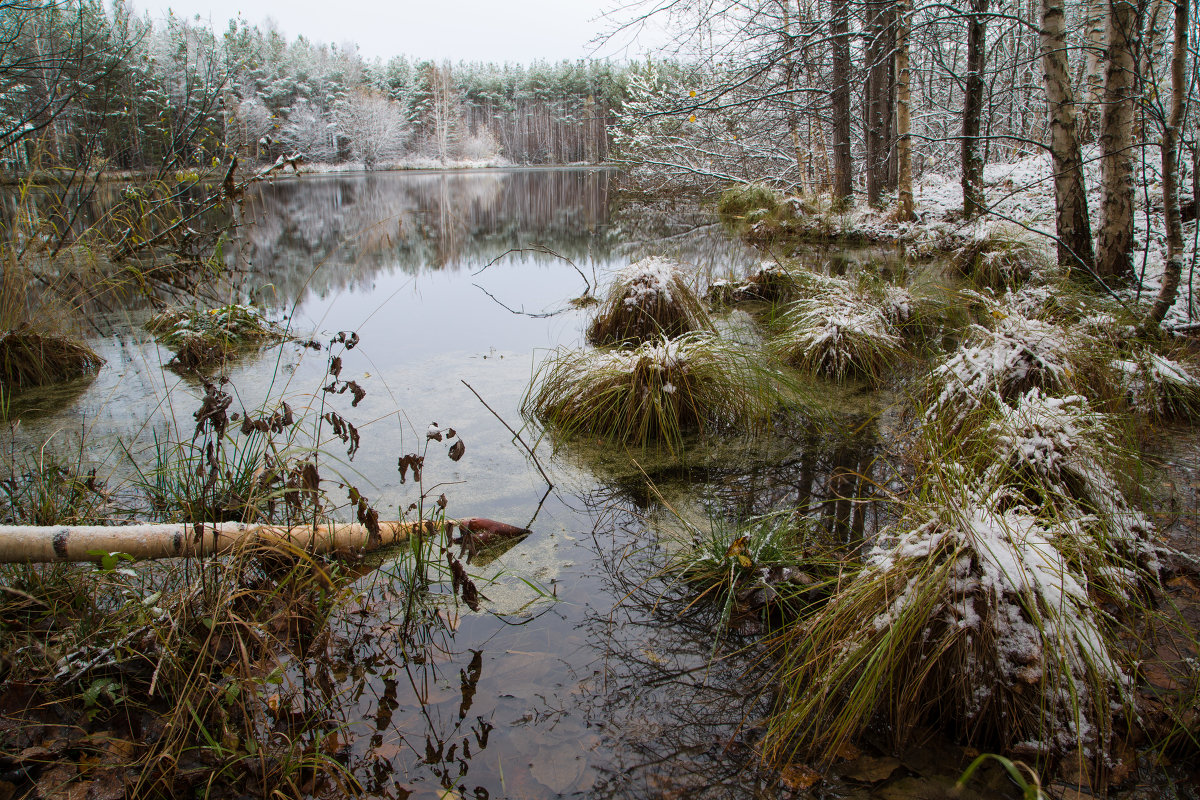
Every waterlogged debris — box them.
[841,754,902,783]
[146,304,288,371]
[778,762,822,791]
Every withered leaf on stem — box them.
[329,356,342,378]
[331,331,360,350]
[437,493,448,510]
[301,463,320,494]
[192,381,233,441]
[448,440,466,462]
[397,454,424,483]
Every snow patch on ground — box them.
[827,146,1198,326]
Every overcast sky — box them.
[145,0,659,64]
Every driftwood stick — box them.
[0,517,529,564]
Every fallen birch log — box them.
[0,518,530,564]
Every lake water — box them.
[8,168,910,798]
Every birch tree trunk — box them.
[1096,0,1138,280]
[831,0,854,204]
[895,0,916,221]
[0,518,528,563]
[1040,0,1096,271]
[962,0,989,217]
[1080,0,1107,141]
[864,0,893,207]
[1147,0,1188,324]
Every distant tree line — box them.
[0,0,628,174]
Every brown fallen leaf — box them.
[834,741,862,761]
[778,763,821,791]
[842,754,902,783]
[83,770,126,800]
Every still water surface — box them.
[14,168,900,798]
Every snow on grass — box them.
[772,276,905,384]
[950,223,1053,289]
[616,256,680,308]
[982,389,1158,594]
[803,144,1198,326]
[588,257,712,346]
[523,331,792,449]
[927,309,1075,428]
[768,456,1148,760]
[859,479,1133,755]
[782,385,1159,759]
[1112,348,1200,419]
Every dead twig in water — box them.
[471,283,566,318]
[460,380,555,529]
[472,245,597,317]
[473,244,595,293]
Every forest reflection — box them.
[234,168,617,309]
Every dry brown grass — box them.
[0,328,103,388]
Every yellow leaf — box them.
[688,114,697,122]
[689,90,697,97]
[725,534,753,569]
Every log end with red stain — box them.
[455,518,531,546]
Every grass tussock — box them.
[672,513,843,638]
[1110,346,1200,421]
[0,328,103,389]
[764,389,1159,774]
[708,262,849,308]
[926,309,1076,431]
[146,303,287,372]
[587,257,712,346]
[524,332,793,451]
[951,224,1053,289]
[716,183,781,224]
[771,275,906,384]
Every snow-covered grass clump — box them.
[927,308,1077,430]
[523,332,792,450]
[980,390,1157,594]
[950,223,1053,289]
[1112,348,1200,420]
[710,261,812,306]
[146,304,288,371]
[771,275,906,384]
[588,257,712,346]
[764,391,1158,765]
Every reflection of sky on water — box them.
[7,169,906,798]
